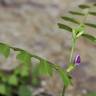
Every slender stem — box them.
[61,85,66,96]
[69,38,76,64]
[61,36,76,96]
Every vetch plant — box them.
[0,3,96,96]
[58,3,96,96]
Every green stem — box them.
[61,36,76,96]
[69,38,76,64]
[61,85,66,96]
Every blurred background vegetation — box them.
[0,0,96,96]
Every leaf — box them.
[31,77,40,87]
[66,65,75,73]
[69,11,85,16]
[37,60,53,76]
[14,68,20,75]
[75,24,85,38]
[61,16,80,24]
[8,75,18,86]
[85,23,96,28]
[0,74,8,82]
[93,3,96,6]
[32,63,40,77]
[89,12,96,16]
[19,85,32,96]
[20,65,29,77]
[0,43,10,58]
[78,4,90,9]
[16,51,31,65]
[58,23,72,32]
[57,68,71,87]
[43,61,53,76]
[0,84,6,95]
[82,33,96,43]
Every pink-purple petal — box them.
[74,54,81,66]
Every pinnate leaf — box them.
[61,16,80,24]
[85,23,96,28]
[78,4,90,9]
[69,11,85,16]
[89,12,96,16]
[58,23,72,32]
[82,33,96,43]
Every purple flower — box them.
[74,54,81,66]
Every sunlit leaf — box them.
[79,4,90,9]
[61,16,80,24]
[16,51,31,65]
[0,43,10,58]
[8,75,18,86]
[58,23,72,32]
[69,11,85,16]
[82,33,96,43]
[19,85,32,96]
[20,65,29,77]
[0,84,7,95]
[57,68,71,87]
[85,23,96,28]
[14,68,20,75]
[36,60,53,76]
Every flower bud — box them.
[74,54,81,66]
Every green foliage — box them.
[69,11,85,16]
[89,11,96,16]
[58,3,96,95]
[78,4,90,9]
[0,42,72,95]
[85,23,96,28]
[0,72,8,82]
[82,33,96,43]
[0,84,7,95]
[58,23,72,32]
[57,69,71,87]
[16,50,31,65]
[73,24,85,39]
[58,3,96,44]
[18,85,32,96]
[0,43,10,58]
[0,2,96,96]
[8,75,18,86]
[61,16,80,24]
[37,60,53,76]
[20,65,30,77]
